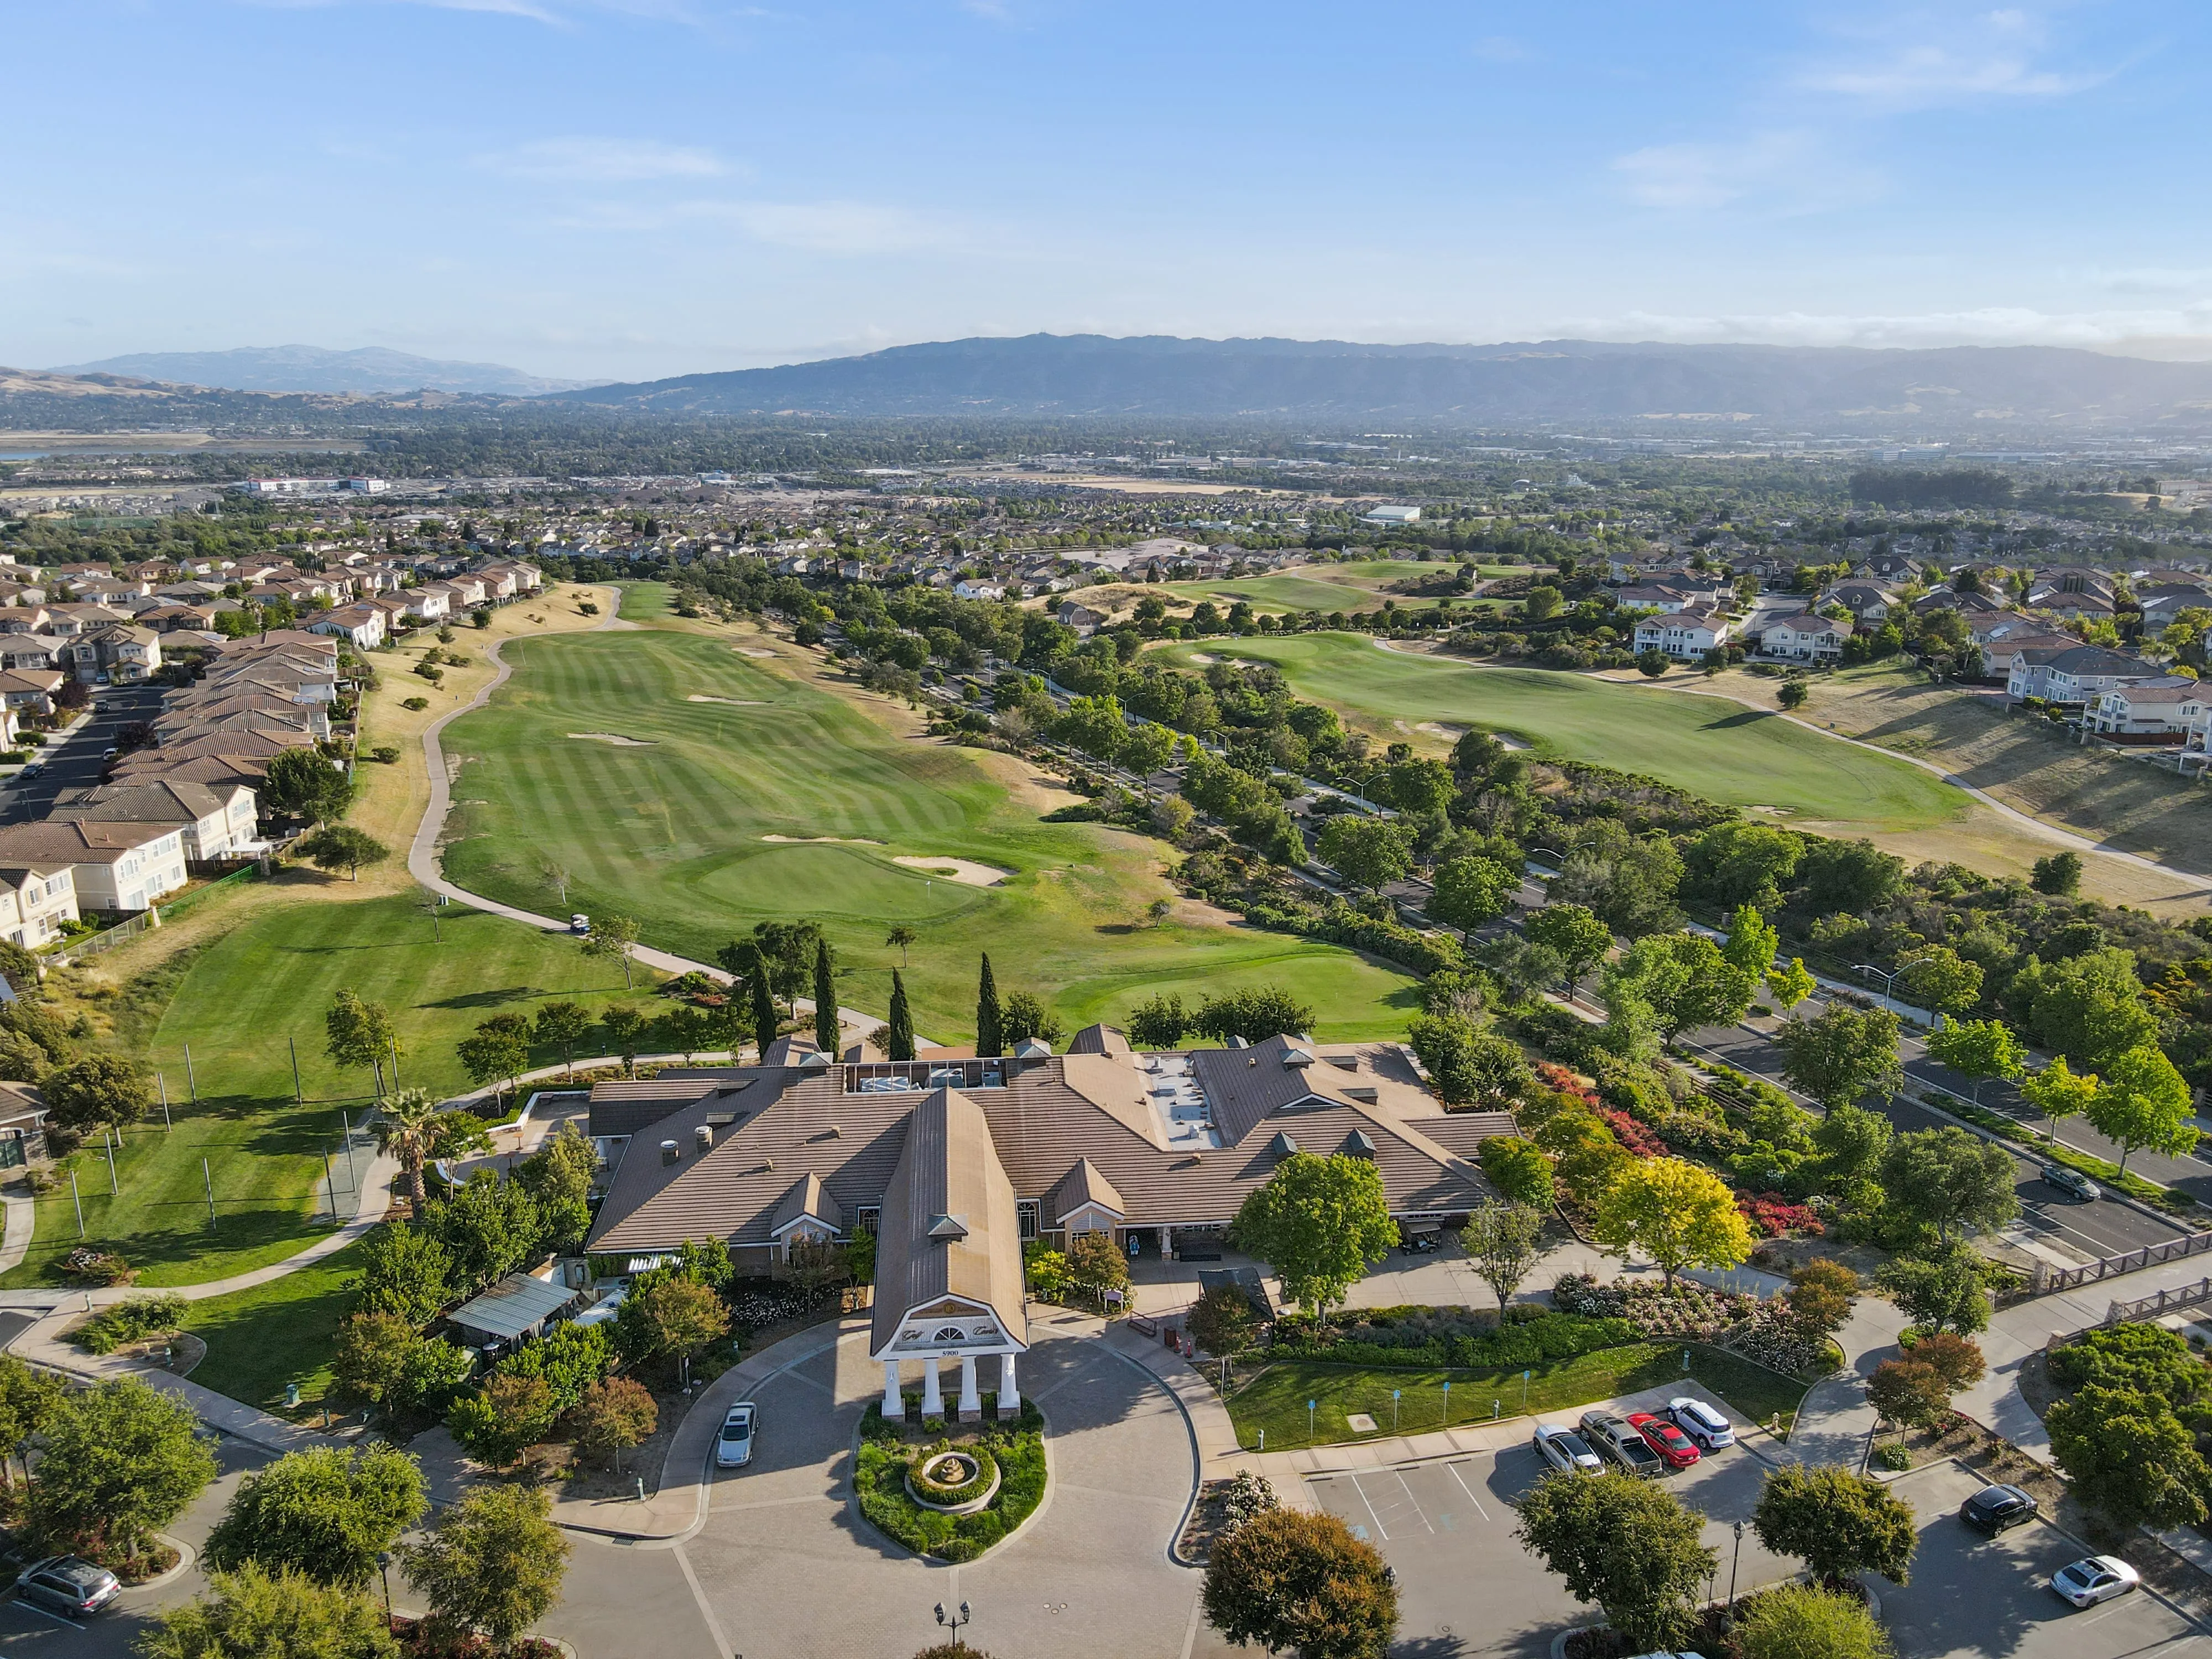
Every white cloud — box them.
[1797,7,2106,108]
[478,137,728,181]
[1611,131,1875,212]
[544,196,969,255]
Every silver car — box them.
[1532,1423,1603,1475]
[15,1556,121,1618]
[2052,1556,2138,1608]
[716,1400,758,1468]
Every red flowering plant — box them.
[1597,1107,1667,1159]
[1735,1190,1824,1238]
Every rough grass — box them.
[0,898,649,1288]
[1225,1341,1807,1449]
[1163,633,1964,836]
[436,603,1421,1044]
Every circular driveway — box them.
[680,1308,1214,1659]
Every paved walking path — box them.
[0,1178,31,1272]
[1772,1295,1906,1472]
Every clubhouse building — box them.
[583,1026,1510,1416]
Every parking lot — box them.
[1304,1422,1798,1659]
[1877,1462,2207,1659]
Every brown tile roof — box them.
[1066,1022,1133,1058]
[1044,1156,1125,1223]
[869,1087,1026,1355]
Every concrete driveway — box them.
[677,1310,1215,1659]
[1876,1462,2208,1659]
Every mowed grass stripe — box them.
[1161,633,1963,833]
[441,619,1421,1042]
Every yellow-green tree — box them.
[1592,1157,1755,1288]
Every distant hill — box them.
[547,333,2212,428]
[50,345,596,398]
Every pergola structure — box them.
[869,1087,1029,1421]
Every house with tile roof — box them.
[585,1027,1510,1420]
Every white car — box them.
[716,1401,757,1468]
[2051,1556,2140,1608]
[1532,1423,1603,1476]
[1667,1397,1735,1450]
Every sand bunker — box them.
[687,694,769,705]
[568,733,655,746]
[1415,721,1469,740]
[738,648,777,659]
[893,855,1009,888]
[1186,653,1215,664]
[760,834,886,845]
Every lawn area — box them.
[0,896,650,1288]
[437,605,1422,1044]
[180,1231,373,1411]
[1164,633,1964,836]
[1224,1342,1808,1451]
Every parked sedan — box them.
[1579,1410,1663,1475]
[2051,1556,2140,1608]
[1667,1396,1736,1451]
[715,1401,758,1468]
[1532,1423,1604,1476]
[1960,1483,2039,1535]
[1629,1411,1702,1470]
[14,1557,121,1618]
[2042,1165,2100,1202]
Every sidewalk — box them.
[1775,1295,1906,1470]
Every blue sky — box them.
[8,0,2211,380]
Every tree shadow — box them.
[424,985,544,1010]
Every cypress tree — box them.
[888,971,915,1061]
[976,953,1003,1057]
[747,945,778,1057]
[812,938,839,1054]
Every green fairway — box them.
[438,616,1421,1042]
[1225,1343,1807,1449]
[0,896,648,1288]
[1155,560,1521,617]
[1165,633,1964,833]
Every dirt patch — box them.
[892,855,1009,887]
[760,834,886,846]
[686,694,770,706]
[567,732,656,747]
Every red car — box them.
[1629,1411,1702,1470]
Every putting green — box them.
[440,612,1421,1042]
[1164,633,1965,834]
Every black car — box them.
[1960,1483,2039,1534]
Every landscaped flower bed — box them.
[1736,1190,1823,1238]
[1270,1303,1640,1370]
[1550,1274,1754,1341]
[856,1399,1045,1562]
[904,1445,1000,1512]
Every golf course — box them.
[1164,632,1967,836]
[437,587,1420,1043]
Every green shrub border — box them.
[854,1398,1046,1563]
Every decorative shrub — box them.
[856,1401,1045,1562]
[1597,1107,1667,1159]
[1272,1303,1641,1370]
[1736,1190,1824,1238]
[74,1293,187,1354]
[907,1444,997,1505]
[61,1248,133,1286]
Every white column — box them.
[920,1357,944,1417]
[881,1359,902,1418]
[957,1354,981,1419]
[997,1352,1020,1412]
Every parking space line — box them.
[6,1601,79,1631]
[1390,1469,1431,1533]
[1445,1460,1491,1522]
[1346,1472,1391,1541]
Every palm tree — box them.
[372,1087,489,1211]
[885,926,917,968]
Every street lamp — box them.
[1729,1520,1745,1607]
[935,1601,973,1650]
[1852,963,1901,1014]
[377,1551,394,1629]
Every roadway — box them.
[0,685,165,824]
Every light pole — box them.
[935,1601,972,1650]
[377,1551,393,1629]
[1729,1519,1745,1607]
[1853,963,1900,1014]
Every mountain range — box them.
[49,345,597,398]
[548,334,2212,429]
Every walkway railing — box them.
[2105,1274,2212,1326]
[2034,1230,2212,1295]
